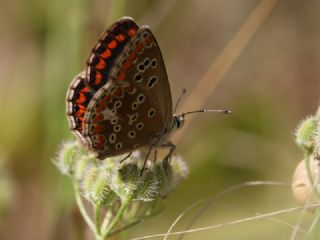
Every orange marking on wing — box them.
[80,86,90,93]
[108,39,117,49]
[101,48,111,58]
[92,114,103,122]
[76,108,86,117]
[145,35,153,46]
[113,87,123,97]
[115,34,125,42]
[78,104,86,110]
[76,93,86,104]
[95,58,106,70]
[124,85,134,94]
[136,43,143,52]
[118,71,126,81]
[96,135,106,148]
[128,51,137,62]
[122,59,132,71]
[96,101,106,112]
[95,72,102,85]
[128,28,137,36]
[103,95,110,102]
[93,124,104,134]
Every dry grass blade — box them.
[173,0,280,144]
[130,204,320,240]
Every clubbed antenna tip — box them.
[203,109,232,114]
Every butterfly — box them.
[66,17,185,165]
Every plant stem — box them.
[102,196,133,237]
[305,207,320,240]
[94,204,101,235]
[73,182,96,233]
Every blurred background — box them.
[1,0,320,239]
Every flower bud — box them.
[54,140,81,176]
[295,116,318,153]
[292,159,318,207]
[81,164,115,205]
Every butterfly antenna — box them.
[179,109,232,117]
[174,88,187,113]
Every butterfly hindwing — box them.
[66,71,93,144]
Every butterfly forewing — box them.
[67,17,139,143]
[85,17,139,91]
[84,27,173,159]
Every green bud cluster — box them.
[54,140,189,204]
[295,116,319,154]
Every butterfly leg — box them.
[161,141,176,174]
[153,150,158,163]
[120,151,133,163]
[140,145,153,176]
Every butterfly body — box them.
[66,17,183,160]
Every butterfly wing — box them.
[66,17,139,142]
[85,17,139,91]
[66,71,93,144]
[84,27,173,159]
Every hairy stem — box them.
[73,182,96,233]
[103,196,133,237]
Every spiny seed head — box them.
[81,164,115,205]
[111,164,140,200]
[73,153,99,181]
[54,140,81,176]
[156,156,189,196]
[133,171,159,201]
[55,142,189,204]
[295,116,319,153]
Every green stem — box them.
[73,182,96,233]
[108,206,163,237]
[102,196,133,237]
[100,209,113,233]
[94,204,101,235]
[305,207,320,240]
[304,152,320,200]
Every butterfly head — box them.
[173,115,185,130]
